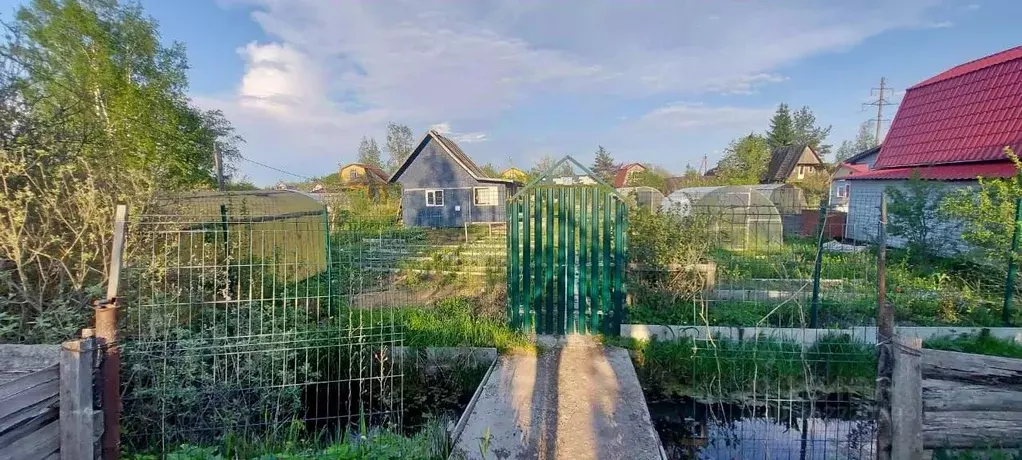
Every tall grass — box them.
[401,297,532,353]
[924,329,1022,359]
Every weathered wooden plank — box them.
[923,378,1022,412]
[61,338,96,460]
[922,411,1022,448]
[891,336,923,460]
[0,365,58,400]
[922,348,1022,388]
[0,394,57,435]
[0,419,60,460]
[0,378,58,421]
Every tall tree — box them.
[591,145,616,182]
[716,133,771,184]
[766,104,796,150]
[834,121,879,162]
[385,122,414,172]
[792,106,832,156]
[358,136,382,169]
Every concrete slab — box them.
[452,337,664,460]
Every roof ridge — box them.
[910,45,1022,89]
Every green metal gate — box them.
[505,158,628,335]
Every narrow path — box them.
[453,336,664,460]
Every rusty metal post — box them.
[98,204,127,459]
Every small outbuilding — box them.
[661,185,783,250]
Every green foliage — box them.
[0,0,241,342]
[942,147,1022,263]
[385,123,415,173]
[358,136,384,170]
[621,334,875,399]
[402,297,531,352]
[625,169,668,193]
[792,168,832,207]
[835,122,878,163]
[792,106,832,157]
[591,145,616,182]
[886,172,949,258]
[716,133,771,184]
[933,448,1022,460]
[924,329,1022,359]
[127,418,454,459]
[766,103,796,150]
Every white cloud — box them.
[203,0,942,184]
[921,20,954,29]
[430,122,488,144]
[636,103,774,131]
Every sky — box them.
[2,0,1019,185]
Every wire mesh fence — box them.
[118,190,405,454]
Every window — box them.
[426,190,444,207]
[348,169,360,180]
[797,165,806,180]
[835,182,848,198]
[473,187,498,206]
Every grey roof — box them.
[845,145,881,164]
[389,130,511,184]
[763,144,818,183]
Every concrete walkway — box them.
[452,337,664,460]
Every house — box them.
[389,129,516,228]
[762,144,824,183]
[845,46,1022,246]
[500,167,529,183]
[553,175,597,186]
[339,163,389,187]
[612,163,647,187]
[830,145,880,212]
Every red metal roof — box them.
[841,162,869,174]
[871,46,1022,172]
[848,161,1018,180]
[613,163,646,187]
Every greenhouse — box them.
[617,186,665,213]
[750,184,807,215]
[660,185,784,250]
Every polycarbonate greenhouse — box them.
[617,186,665,213]
[660,185,783,250]
[750,184,807,215]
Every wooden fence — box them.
[0,338,103,460]
[890,336,1022,459]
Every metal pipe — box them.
[95,299,120,459]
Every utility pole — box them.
[863,77,897,143]
[214,143,226,192]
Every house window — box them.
[426,190,444,207]
[474,187,498,206]
[836,182,848,198]
[349,169,360,180]
[797,165,806,180]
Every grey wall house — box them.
[389,130,518,228]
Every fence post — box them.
[876,196,894,460]
[1003,197,1022,326]
[97,204,126,460]
[890,336,923,460]
[60,337,97,460]
[809,201,827,328]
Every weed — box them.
[924,329,1022,359]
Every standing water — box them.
[647,394,876,460]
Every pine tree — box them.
[766,104,796,150]
[591,145,616,182]
[792,106,832,156]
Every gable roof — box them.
[763,144,819,183]
[845,145,881,165]
[341,163,388,182]
[612,163,646,187]
[870,46,1022,172]
[389,130,512,184]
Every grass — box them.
[611,333,876,400]
[399,297,533,353]
[924,329,1022,359]
[126,417,453,460]
[933,448,1022,460]
[627,297,877,328]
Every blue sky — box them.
[2,0,1019,185]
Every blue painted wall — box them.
[394,138,509,227]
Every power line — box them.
[862,77,897,142]
[237,154,315,182]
